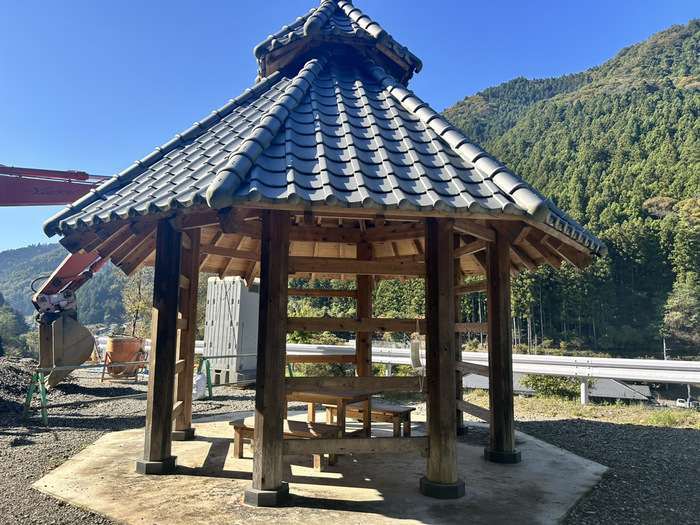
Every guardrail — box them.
[287,344,700,406]
[287,345,700,384]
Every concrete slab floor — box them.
[33,412,607,525]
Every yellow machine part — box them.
[40,314,95,389]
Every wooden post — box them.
[420,218,465,499]
[137,219,181,474]
[356,242,372,377]
[484,227,521,463]
[173,228,200,440]
[245,210,290,506]
[454,233,466,435]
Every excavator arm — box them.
[0,164,108,206]
[32,251,111,388]
[1,164,111,387]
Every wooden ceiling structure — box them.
[44,0,605,506]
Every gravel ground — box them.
[1,356,699,524]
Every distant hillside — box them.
[443,19,700,355]
[0,244,125,325]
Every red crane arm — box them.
[0,165,109,206]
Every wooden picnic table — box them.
[286,390,379,438]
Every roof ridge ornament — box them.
[303,0,337,36]
[253,0,421,83]
[205,54,330,210]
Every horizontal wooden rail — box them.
[289,257,426,277]
[172,400,184,420]
[287,288,357,298]
[283,436,430,457]
[175,359,186,375]
[455,361,489,376]
[287,317,427,333]
[286,354,357,363]
[456,399,489,422]
[454,280,487,295]
[455,323,488,334]
[286,376,424,394]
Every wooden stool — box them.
[230,417,340,470]
[326,402,415,437]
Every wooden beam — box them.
[287,317,426,334]
[424,217,459,486]
[171,400,184,421]
[118,228,158,277]
[287,288,357,298]
[95,224,136,259]
[252,210,289,492]
[453,219,496,242]
[454,280,487,295]
[285,354,356,363]
[456,399,490,422]
[454,239,487,259]
[200,244,260,262]
[286,376,424,394]
[485,228,518,459]
[455,361,490,376]
[289,257,425,277]
[244,261,260,287]
[510,244,538,273]
[110,222,158,267]
[454,234,465,435]
[170,209,218,231]
[217,207,248,234]
[140,219,181,469]
[454,323,488,333]
[356,242,372,377]
[545,236,592,270]
[525,235,561,269]
[288,225,362,244]
[363,222,425,243]
[283,436,430,457]
[173,228,200,435]
[513,226,532,246]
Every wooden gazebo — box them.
[43,0,605,506]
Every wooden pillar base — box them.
[484,448,521,464]
[172,428,196,441]
[419,476,465,499]
[135,456,177,475]
[244,483,290,507]
[456,426,469,437]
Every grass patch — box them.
[463,390,700,429]
[646,409,700,429]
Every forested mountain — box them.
[0,244,125,325]
[444,19,700,357]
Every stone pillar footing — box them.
[172,428,196,441]
[419,476,466,499]
[484,448,522,464]
[456,425,468,437]
[244,483,290,506]
[135,456,177,475]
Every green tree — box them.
[663,281,700,351]
[121,268,154,338]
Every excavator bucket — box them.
[42,314,95,388]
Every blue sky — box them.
[1,0,698,252]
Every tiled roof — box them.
[253,0,422,83]
[43,1,605,257]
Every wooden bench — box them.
[229,417,340,471]
[325,402,416,437]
